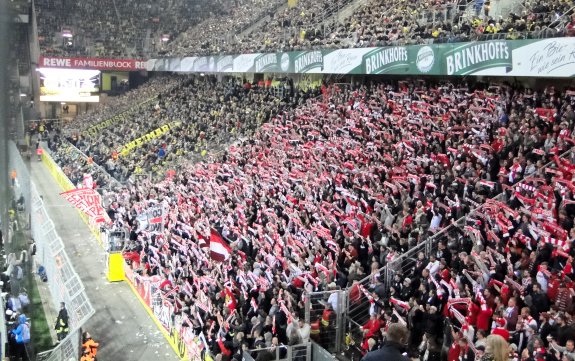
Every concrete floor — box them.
[31,161,179,361]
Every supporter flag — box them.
[60,188,110,224]
[223,286,237,311]
[210,229,231,262]
[197,233,208,248]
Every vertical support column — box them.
[304,292,311,324]
[335,289,347,354]
[0,0,9,253]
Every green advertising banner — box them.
[147,38,575,78]
[443,41,512,75]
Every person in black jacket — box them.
[361,323,410,361]
[54,302,69,342]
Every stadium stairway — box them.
[237,3,289,38]
[335,0,370,24]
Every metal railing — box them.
[306,0,357,29]
[548,5,575,30]
[311,342,338,361]
[62,141,124,189]
[26,157,95,361]
[9,141,31,220]
[235,0,287,36]
[244,342,311,361]
[416,3,460,25]
[31,182,95,361]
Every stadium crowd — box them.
[161,0,287,56]
[35,0,575,58]
[48,76,310,185]
[149,0,575,56]
[67,75,183,133]
[45,75,575,361]
[35,0,219,58]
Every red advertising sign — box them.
[39,56,147,71]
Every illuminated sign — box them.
[39,56,147,70]
[38,68,101,103]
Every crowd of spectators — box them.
[314,0,574,48]
[34,0,575,58]
[66,75,182,133]
[35,0,219,58]
[46,75,185,188]
[160,0,287,56]
[162,0,357,56]
[50,76,310,184]
[162,0,575,56]
[47,74,575,361]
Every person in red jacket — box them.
[476,301,493,332]
[492,318,510,340]
[447,329,462,361]
[467,302,479,326]
[362,313,382,340]
[458,337,475,361]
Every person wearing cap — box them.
[539,313,555,346]
[556,283,573,314]
[400,278,412,300]
[82,332,99,359]
[492,318,510,341]
[360,323,409,361]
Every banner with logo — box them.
[118,121,181,156]
[41,151,103,245]
[147,38,575,77]
[39,56,147,71]
[60,188,110,224]
[136,205,165,234]
[84,98,155,137]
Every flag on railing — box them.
[60,188,110,224]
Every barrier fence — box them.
[40,144,211,361]
[31,182,95,361]
[304,290,345,353]
[244,342,311,361]
[59,140,124,190]
[9,141,31,218]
